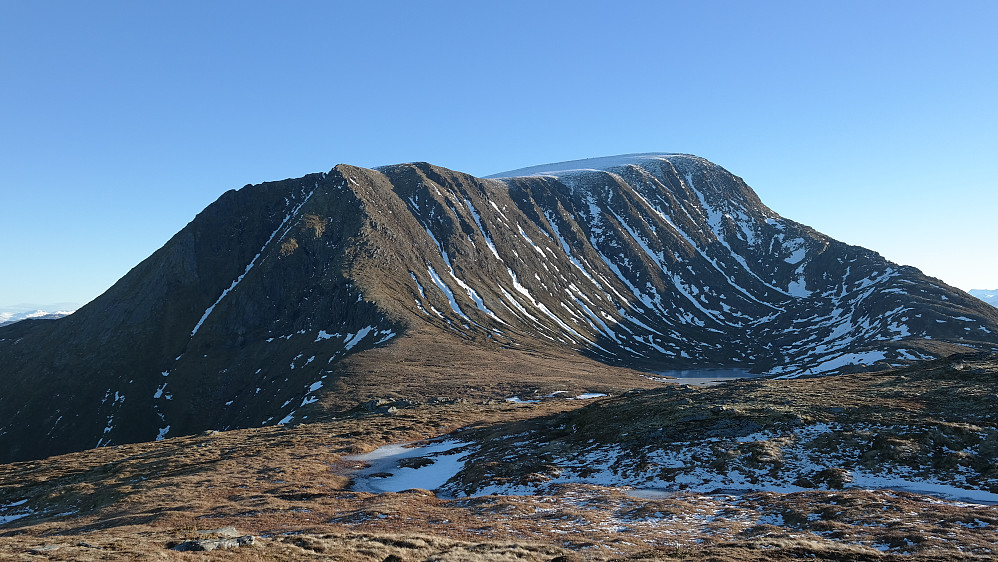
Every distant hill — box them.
[1,153,996,463]
[970,289,998,308]
[0,309,74,327]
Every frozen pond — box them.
[649,368,763,386]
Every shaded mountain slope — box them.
[0,172,394,462]
[1,154,996,463]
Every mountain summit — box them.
[1,153,996,462]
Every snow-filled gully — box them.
[191,188,316,336]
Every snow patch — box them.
[346,440,471,494]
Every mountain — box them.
[970,289,998,308]
[1,153,997,463]
[0,309,74,327]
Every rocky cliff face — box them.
[1,154,996,463]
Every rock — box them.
[197,526,241,538]
[171,534,255,552]
[362,398,392,411]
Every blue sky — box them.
[2,1,996,307]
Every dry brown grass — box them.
[317,326,663,412]
[2,356,997,561]
[279,237,299,256]
[302,214,327,238]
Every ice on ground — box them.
[783,239,808,264]
[518,224,546,256]
[375,330,397,343]
[427,265,469,320]
[506,267,587,341]
[0,499,36,526]
[346,440,471,494]
[343,326,374,350]
[896,349,922,361]
[850,470,998,505]
[452,418,998,505]
[786,273,811,298]
[464,199,500,259]
[315,330,342,342]
[153,383,166,399]
[0,511,32,526]
[810,350,887,374]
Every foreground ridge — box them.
[0,354,996,560]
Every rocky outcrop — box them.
[170,527,256,552]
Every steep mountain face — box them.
[369,154,996,375]
[1,153,996,463]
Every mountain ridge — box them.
[1,154,996,463]
[486,152,693,178]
